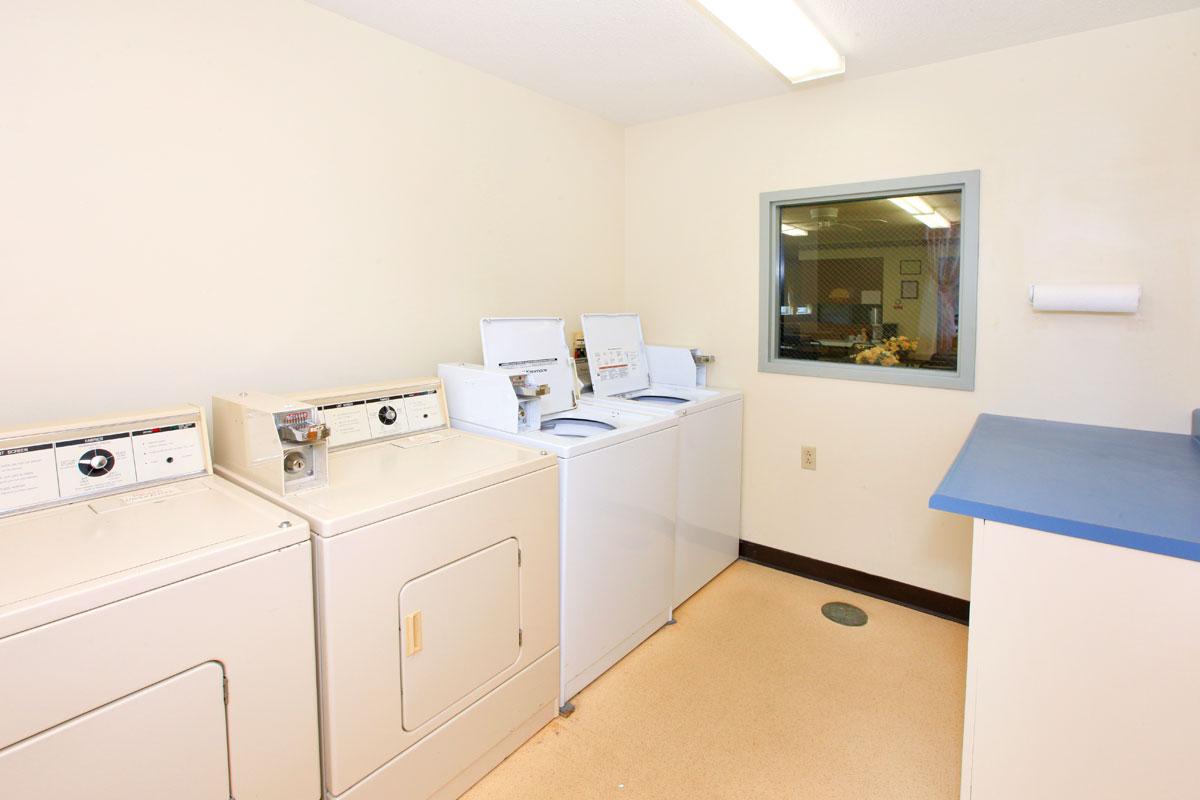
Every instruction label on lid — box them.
[580,313,651,396]
[593,347,643,384]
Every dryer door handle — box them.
[404,610,423,656]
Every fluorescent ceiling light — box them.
[781,224,808,237]
[696,0,845,85]
[914,212,951,229]
[889,196,933,214]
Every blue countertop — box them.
[930,414,1200,561]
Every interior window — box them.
[760,173,978,390]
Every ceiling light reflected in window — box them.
[914,212,951,229]
[695,0,845,85]
[781,224,808,237]
[889,196,933,215]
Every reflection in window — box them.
[777,191,963,373]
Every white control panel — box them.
[0,412,208,517]
[309,384,447,449]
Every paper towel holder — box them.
[1028,283,1141,314]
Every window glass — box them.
[761,174,977,390]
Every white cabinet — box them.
[961,519,1200,800]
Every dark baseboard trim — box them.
[739,540,969,625]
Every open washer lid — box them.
[480,317,577,415]
[580,313,651,398]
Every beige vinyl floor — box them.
[462,560,967,800]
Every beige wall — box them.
[3,3,1196,600]
[0,0,624,426]
[625,11,1200,598]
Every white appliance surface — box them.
[452,415,677,702]
[0,406,321,800]
[250,428,552,536]
[480,401,677,459]
[212,380,560,800]
[472,317,679,457]
[480,317,578,415]
[584,382,741,411]
[580,389,743,609]
[0,663,230,800]
[399,538,521,732]
[0,477,304,633]
[579,317,744,609]
[453,318,681,704]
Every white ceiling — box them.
[307,0,1200,125]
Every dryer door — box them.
[0,662,229,799]
[399,538,521,732]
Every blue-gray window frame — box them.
[758,170,980,391]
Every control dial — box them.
[378,405,398,425]
[78,448,115,477]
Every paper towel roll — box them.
[1028,283,1140,313]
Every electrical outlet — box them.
[801,446,817,471]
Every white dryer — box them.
[580,313,744,609]
[0,405,320,800]
[212,379,559,800]
[439,316,678,710]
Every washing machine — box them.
[438,316,678,710]
[0,405,320,800]
[211,378,559,800]
[579,313,743,609]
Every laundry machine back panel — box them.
[399,538,521,731]
[0,662,229,799]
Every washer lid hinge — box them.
[223,677,229,706]
[517,548,522,567]
[518,628,523,647]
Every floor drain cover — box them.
[821,602,868,627]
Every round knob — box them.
[78,448,115,476]
[379,406,397,424]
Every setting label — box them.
[367,397,411,438]
[132,423,204,482]
[55,432,136,500]
[319,402,372,448]
[0,444,59,513]
[404,393,444,431]
[316,389,443,444]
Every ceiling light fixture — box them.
[695,0,845,85]
[914,212,951,229]
[781,224,808,237]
